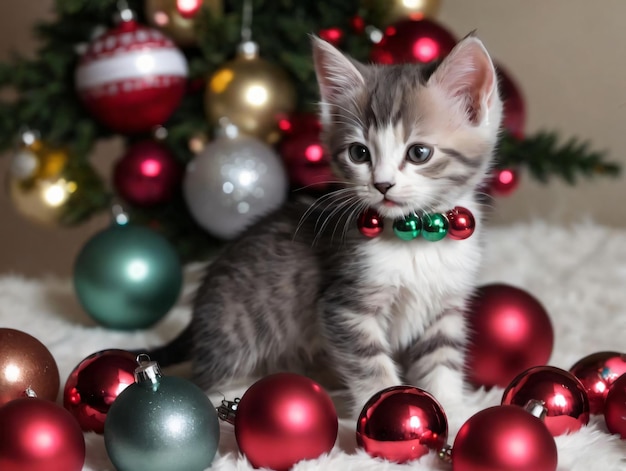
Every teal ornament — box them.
[393,214,422,240]
[73,223,182,330]
[104,355,220,471]
[421,213,449,241]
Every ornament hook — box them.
[216,397,240,425]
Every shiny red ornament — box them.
[465,283,554,388]
[604,373,626,438]
[496,64,526,139]
[113,140,183,206]
[0,396,86,471]
[75,17,188,134]
[490,167,520,196]
[569,351,626,414]
[370,19,457,65]
[356,386,448,463]
[319,27,344,47]
[501,366,590,436]
[63,349,137,434]
[446,206,475,240]
[234,373,338,471]
[358,208,384,238]
[452,405,558,471]
[176,0,203,18]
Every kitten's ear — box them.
[312,35,365,107]
[427,35,498,125]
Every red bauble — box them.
[465,283,554,388]
[358,208,384,238]
[452,405,558,471]
[234,373,338,471]
[176,0,203,18]
[113,140,183,206]
[490,167,520,196]
[570,351,626,414]
[356,386,448,463]
[446,206,475,240]
[319,27,344,46]
[75,17,188,134]
[351,15,366,34]
[496,64,526,139]
[370,19,457,65]
[0,397,86,471]
[63,349,137,434]
[501,366,590,436]
[604,373,626,438]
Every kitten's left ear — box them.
[427,35,498,125]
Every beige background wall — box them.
[1,0,625,277]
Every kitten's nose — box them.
[374,182,394,195]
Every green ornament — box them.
[104,356,220,471]
[73,223,182,330]
[422,213,449,241]
[393,214,422,240]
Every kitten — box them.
[152,34,502,420]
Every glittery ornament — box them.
[570,351,626,414]
[356,385,448,463]
[421,212,448,241]
[393,214,422,240]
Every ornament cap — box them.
[237,40,260,59]
[216,397,240,425]
[524,399,548,421]
[134,354,163,388]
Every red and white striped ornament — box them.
[75,16,188,135]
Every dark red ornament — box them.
[113,140,183,207]
[490,167,520,196]
[370,19,457,65]
[496,63,526,139]
[319,27,344,47]
[358,208,384,238]
[604,373,626,438]
[356,386,448,463]
[446,206,475,240]
[0,396,86,471]
[63,349,137,434]
[465,283,554,389]
[234,373,338,471]
[501,366,590,436]
[351,15,366,35]
[452,405,558,471]
[570,351,626,415]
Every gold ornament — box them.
[145,0,222,46]
[205,41,297,144]
[366,0,441,25]
[8,139,78,227]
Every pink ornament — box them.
[234,373,338,471]
[452,405,558,471]
[496,64,526,139]
[371,19,457,65]
[356,386,448,463]
[113,140,183,206]
[63,349,137,434]
[176,0,203,18]
[0,396,86,471]
[446,206,475,240]
[319,27,344,47]
[465,283,554,388]
[569,351,626,414]
[604,373,626,438]
[75,17,188,134]
[490,168,520,196]
[358,208,384,238]
[501,366,590,436]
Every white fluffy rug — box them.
[1,221,626,471]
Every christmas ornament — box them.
[496,64,526,139]
[104,355,219,471]
[73,221,183,330]
[370,19,457,65]
[570,351,626,414]
[219,372,338,471]
[205,41,297,143]
[364,0,442,25]
[358,208,385,238]
[113,140,183,207]
[145,0,222,46]
[452,404,558,471]
[75,9,188,134]
[319,27,344,47]
[0,391,85,471]
[421,212,449,241]
[63,349,137,434]
[183,131,288,239]
[351,15,366,34]
[356,385,448,463]
[0,328,59,407]
[604,373,626,438]
[446,206,476,240]
[465,283,554,388]
[489,167,520,196]
[501,366,590,436]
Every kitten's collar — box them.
[357,206,475,241]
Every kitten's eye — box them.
[406,144,433,164]
[348,144,371,164]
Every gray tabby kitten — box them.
[159,34,502,420]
